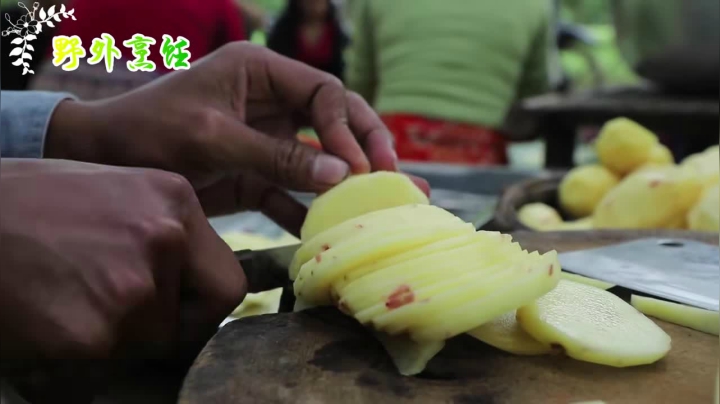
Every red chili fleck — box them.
[385,285,415,310]
[548,264,554,276]
[356,224,364,229]
[321,244,331,251]
[315,254,322,263]
[649,180,662,188]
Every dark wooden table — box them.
[519,85,720,168]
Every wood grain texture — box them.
[180,231,719,404]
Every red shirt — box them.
[53,0,245,73]
[295,23,334,70]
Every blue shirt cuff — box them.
[1,91,78,159]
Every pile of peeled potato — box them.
[285,172,720,376]
[518,117,720,232]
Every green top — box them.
[346,0,556,128]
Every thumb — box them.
[220,120,350,192]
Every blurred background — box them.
[1,0,718,232]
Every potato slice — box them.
[517,203,563,231]
[353,250,532,326]
[467,311,551,355]
[290,204,459,280]
[631,295,719,336]
[593,166,703,229]
[231,288,283,319]
[374,332,445,376]
[517,280,671,367]
[560,272,614,290]
[716,367,719,404]
[559,165,620,218]
[595,117,658,175]
[340,237,522,313]
[222,232,299,251]
[332,232,499,293]
[410,251,560,342]
[295,221,475,305]
[301,172,429,241]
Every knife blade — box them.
[559,238,720,311]
[235,243,301,312]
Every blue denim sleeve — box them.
[0,91,77,158]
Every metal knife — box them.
[234,243,301,312]
[559,238,720,311]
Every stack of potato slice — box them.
[292,172,673,375]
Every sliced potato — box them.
[716,367,719,404]
[290,204,459,280]
[374,332,445,376]
[384,251,561,342]
[559,165,620,218]
[332,232,497,293]
[517,280,671,367]
[560,272,614,290]
[631,295,719,336]
[231,288,283,319]
[595,117,658,175]
[517,203,563,231]
[467,311,551,355]
[295,220,475,305]
[301,172,429,241]
[340,235,521,313]
[222,232,299,251]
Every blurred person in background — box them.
[267,0,349,80]
[346,0,556,165]
[28,0,246,100]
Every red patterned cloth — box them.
[381,114,509,165]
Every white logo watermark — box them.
[1,2,75,75]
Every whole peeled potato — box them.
[517,203,563,231]
[687,183,720,232]
[593,166,703,229]
[595,118,659,175]
[646,143,674,166]
[559,165,620,218]
[681,146,720,189]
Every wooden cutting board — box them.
[180,230,719,404]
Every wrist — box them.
[44,99,104,162]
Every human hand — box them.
[0,159,246,363]
[45,42,430,235]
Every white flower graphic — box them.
[2,2,75,75]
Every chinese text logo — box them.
[51,33,192,73]
[2,2,75,75]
